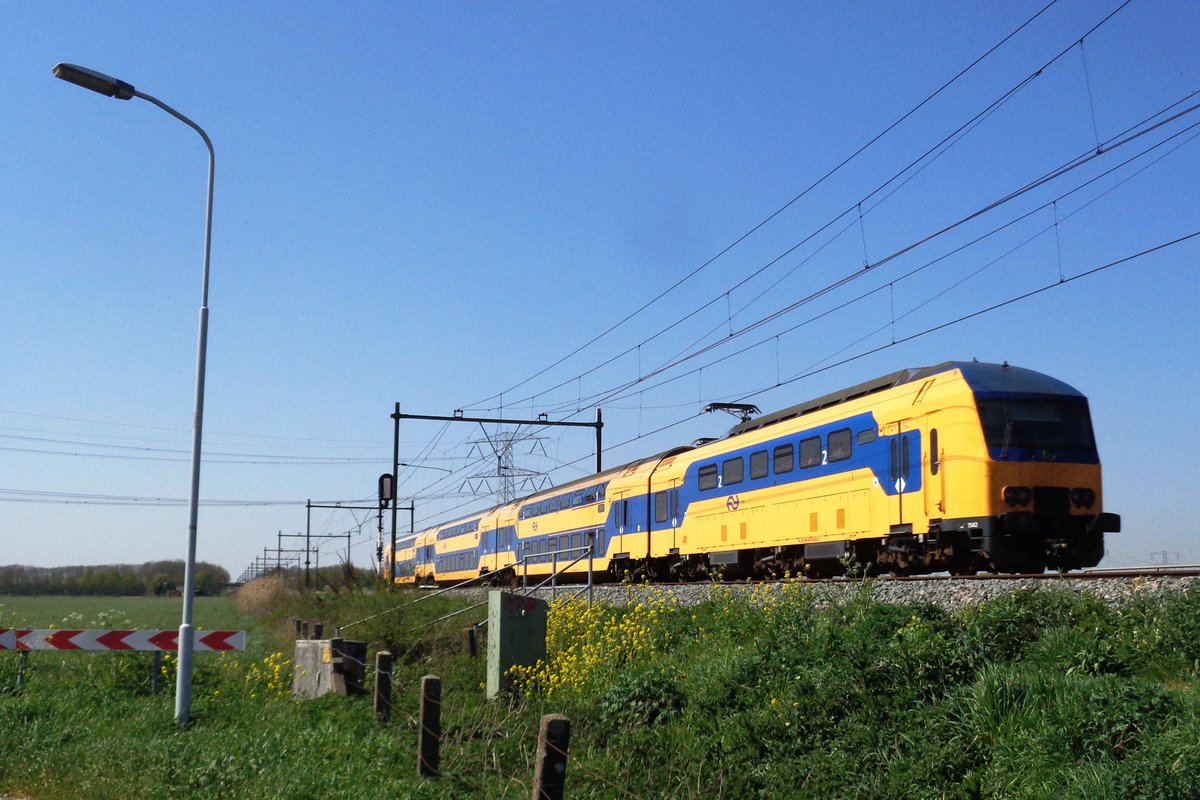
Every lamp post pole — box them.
[53,63,214,725]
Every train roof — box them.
[932,360,1084,398]
[726,361,1084,437]
[421,445,693,534]
[516,445,694,503]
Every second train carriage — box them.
[385,361,1119,584]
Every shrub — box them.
[597,663,685,731]
[958,587,1114,662]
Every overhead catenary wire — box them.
[551,108,1200,415]
[503,228,1200,484]
[467,1,1135,420]
[463,0,1074,413]
[530,91,1200,422]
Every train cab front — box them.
[975,392,1118,572]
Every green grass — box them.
[0,595,250,633]
[1,584,1199,798]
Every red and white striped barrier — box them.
[0,629,246,652]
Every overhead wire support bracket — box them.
[388,404,604,589]
[391,406,604,475]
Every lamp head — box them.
[52,63,135,100]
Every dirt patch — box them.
[233,574,293,616]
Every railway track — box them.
[581,567,1200,588]
[845,567,1200,582]
[483,566,1200,613]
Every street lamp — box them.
[53,63,214,725]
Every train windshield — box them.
[977,398,1096,460]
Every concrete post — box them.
[374,651,393,723]
[531,713,571,800]
[418,675,441,777]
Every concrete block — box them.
[292,638,368,698]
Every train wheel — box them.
[948,551,979,577]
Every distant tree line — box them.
[0,560,230,597]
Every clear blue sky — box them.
[3,1,1197,578]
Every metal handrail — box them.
[520,531,597,607]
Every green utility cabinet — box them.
[486,590,548,699]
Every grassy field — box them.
[0,595,250,634]
[2,580,1199,798]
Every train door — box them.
[886,420,918,533]
[649,479,680,557]
[610,490,630,557]
[924,415,944,519]
[482,526,497,574]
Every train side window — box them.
[828,428,852,462]
[749,450,769,480]
[723,456,744,486]
[930,428,939,475]
[799,436,822,468]
[857,428,877,445]
[698,464,719,490]
[773,443,794,474]
[653,491,668,523]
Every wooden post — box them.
[150,651,163,694]
[531,714,570,800]
[301,620,309,639]
[463,625,477,658]
[15,650,27,689]
[293,618,302,637]
[417,675,441,777]
[374,651,393,723]
[313,623,324,640]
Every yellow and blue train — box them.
[383,361,1119,583]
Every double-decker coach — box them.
[384,361,1118,583]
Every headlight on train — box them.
[1070,488,1096,508]
[1003,486,1032,507]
